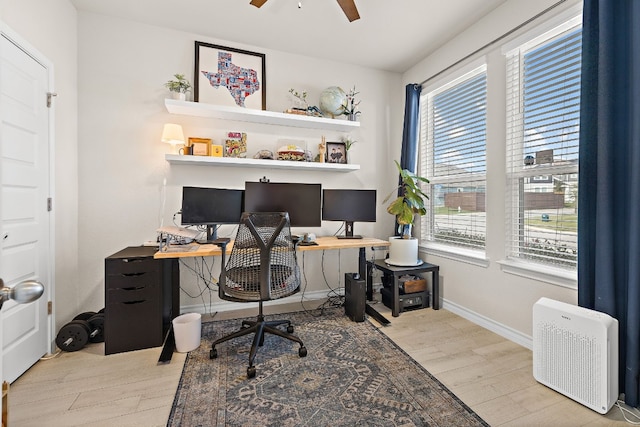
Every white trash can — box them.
[172,313,201,353]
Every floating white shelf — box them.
[164,99,360,132]
[165,154,360,172]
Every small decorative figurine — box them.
[318,137,326,163]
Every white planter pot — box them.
[386,237,422,266]
[172,92,186,101]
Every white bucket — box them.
[172,313,201,353]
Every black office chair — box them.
[209,212,307,378]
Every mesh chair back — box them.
[220,212,300,301]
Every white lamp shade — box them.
[161,123,185,145]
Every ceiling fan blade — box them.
[250,0,268,8]
[336,0,360,22]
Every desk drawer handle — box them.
[121,272,146,278]
[122,300,145,305]
[122,286,145,291]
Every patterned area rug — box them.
[167,308,488,426]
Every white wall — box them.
[0,0,581,343]
[76,12,402,316]
[0,0,79,331]
[403,0,582,344]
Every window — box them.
[505,21,581,270]
[419,65,487,254]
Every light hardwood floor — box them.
[8,298,637,426]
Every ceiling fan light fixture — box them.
[249,0,268,8]
[336,0,360,22]
[250,0,360,22]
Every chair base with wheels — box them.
[209,300,307,378]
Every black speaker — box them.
[345,273,366,322]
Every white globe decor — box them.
[319,86,347,118]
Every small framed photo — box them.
[326,142,347,164]
[188,137,211,156]
[194,41,266,110]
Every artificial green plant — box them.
[383,160,430,239]
[164,74,192,93]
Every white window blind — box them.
[505,25,581,269]
[420,66,487,251]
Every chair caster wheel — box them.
[210,348,218,359]
[247,366,256,378]
[299,346,307,357]
[287,325,294,333]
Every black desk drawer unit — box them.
[104,246,169,355]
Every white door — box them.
[0,32,51,383]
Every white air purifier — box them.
[532,297,619,414]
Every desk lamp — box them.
[161,123,185,154]
[0,278,44,309]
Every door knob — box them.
[0,278,44,309]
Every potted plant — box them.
[341,86,361,121]
[382,160,430,265]
[342,136,356,151]
[165,74,192,101]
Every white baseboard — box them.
[179,282,384,317]
[179,288,533,351]
[442,299,533,350]
[178,289,338,316]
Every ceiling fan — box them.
[250,0,360,22]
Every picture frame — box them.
[188,137,211,156]
[326,142,347,164]
[224,132,247,158]
[194,41,266,110]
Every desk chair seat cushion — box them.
[225,264,299,301]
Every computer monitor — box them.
[244,182,321,227]
[181,186,244,241]
[322,189,377,239]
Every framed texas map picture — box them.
[194,41,266,110]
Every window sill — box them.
[497,258,577,289]
[420,243,489,268]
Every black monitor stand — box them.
[337,221,363,239]
[205,225,218,243]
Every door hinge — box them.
[47,197,52,212]
[47,301,52,315]
[46,92,57,108]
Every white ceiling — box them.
[70,0,506,73]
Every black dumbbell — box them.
[56,320,90,352]
[73,311,96,321]
[87,313,105,343]
[71,311,105,343]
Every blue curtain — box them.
[578,0,640,407]
[399,84,422,173]
[395,84,422,236]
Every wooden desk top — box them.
[153,236,389,259]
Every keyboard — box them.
[156,226,200,240]
[162,245,198,253]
